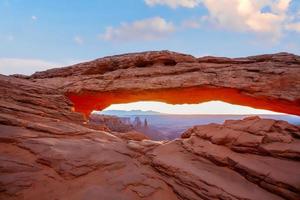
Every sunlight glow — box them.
[102,100,283,115]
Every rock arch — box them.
[30,51,300,116]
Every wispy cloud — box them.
[30,15,38,22]
[100,17,175,42]
[74,36,84,45]
[145,0,201,8]
[0,58,62,75]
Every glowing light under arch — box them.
[102,100,285,115]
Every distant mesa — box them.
[89,112,167,141]
[89,113,149,141]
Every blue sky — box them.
[1,0,300,75]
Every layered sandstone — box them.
[0,51,300,200]
[29,51,300,116]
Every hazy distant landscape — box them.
[96,110,300,140]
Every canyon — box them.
[0,51,300,200]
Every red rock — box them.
[0,52,300,200]
[180,118,300,199]
[28,51,300,116]
[112,130,149,141]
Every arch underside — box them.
[66,86,300,117]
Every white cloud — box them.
[74,36,84,45]
[31,15,37,21]
[100,17,175,41]
[145,0,201,8]
[0,58,62,75]
[199,0,292,41]
[145,0,299,41]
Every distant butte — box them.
[1,51,300,200]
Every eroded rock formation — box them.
[30,51,300,116]
[89,114,149,141]
[1,51,300,200]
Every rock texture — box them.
[29,51,300,116]
[1,51,300,200]
[152,118,300,200]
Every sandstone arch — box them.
[30,51,300,116]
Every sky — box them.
[0,0,300,75]
[103,100,285,115]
